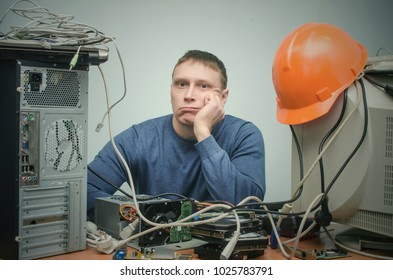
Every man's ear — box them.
[221,89,229,104]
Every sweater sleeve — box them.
[194,123,265,205]
[86,131,133,213]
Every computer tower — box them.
[0,43,100,259]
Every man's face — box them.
[171,60,226,127]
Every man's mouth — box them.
[179,107,200,113]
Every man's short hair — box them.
[173,50,228,89]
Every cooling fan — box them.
[138,199,193,247]
[44,119,85,172]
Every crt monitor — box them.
[290,56,393,252]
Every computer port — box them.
[21,155,29,163]
[29,72,42,84]
[29,72,42,91]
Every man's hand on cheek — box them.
[194,91,225,141]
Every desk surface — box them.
[41,227,378,260]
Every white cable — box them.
[1,1,109,46]
[288,193,324,259]
[95,37,127,132]
[117,203,239,249]
[238,196,292,258]
[282,221,318,245]
[261,205,290,259]
[0,0,37,24]
[263,194,323,259]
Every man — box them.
[87,50,265,216]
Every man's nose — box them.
[184,85,196,100]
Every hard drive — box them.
[195,232,268,260]
[191,212,264,240]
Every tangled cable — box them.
[0,0,110,47]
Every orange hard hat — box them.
[272,22,368,125]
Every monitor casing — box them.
[290,63,393,240]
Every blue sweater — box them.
[87,114,265,212]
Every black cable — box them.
[88,166,190,202]
[302,77,367,225]
[88,165,134,199]
[307,79,368,217]
[151,193,189,200]
[364,73,393,97]
[321,78,368,202]
[318,89,348,193]
[289,124,305,203]
[313,90,348,226]
[230,124,306,213]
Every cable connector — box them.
[95,122,104,132]
[280,203,293,216]
[86,221,99,235]
[276,202,293,227]
[119,219,139,240]
[96,234,121,254]
[69,46,81,70]
[314,197,332,227]
[220,231,240,260]
[271,203,293,249]
[384,84,393,97]
[69,53,79,70]
[270,227,281,249]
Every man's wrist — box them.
[194,126,211,142]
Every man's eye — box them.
[200,84,209,89]
[177,82,187,88]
